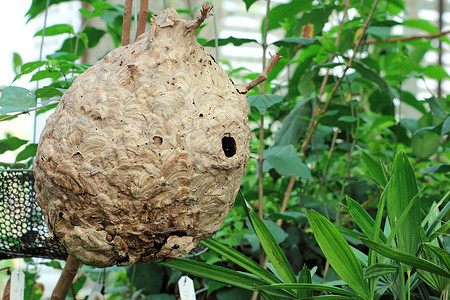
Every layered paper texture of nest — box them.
[34,7,250,267]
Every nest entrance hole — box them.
[222,136,236,157]
[153,136,163,146]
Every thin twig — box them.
[51,255,81,300]
[276,176,296,226]
[0,101,59,122]
[121,0,133,46]
[135,0,149,39]
[237,53,282,94]
[301,0,380,153]
[360,29,450,45]
[193,4,212,29]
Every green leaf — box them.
[441,116,450,136]
[127,264,164,295]
[239,192,297,285]
[12,52,23,75]
[243,0,258,11]
[360,150,387,187]
[30,69,62,82]
[366,26,391,39]
[423,243,450,271]
[203,37,259,47]
[337,116,357,123]
[385,150,420,255]
[425,195,450,238]
[264,1,313,32]
[14,61,47,81]
[34,24,75,37]
[0,86,37,115]
[346,197,387,244]
[402,19,440,34]
[0,136,29,154]
[200,238,285,286]
[255,283,362,298]
[411,130,440,159]
[272,37,317,48]
[298,265,312,298]
[364,264,398,279]
[263,145,313,180]
[424,65,450,80]
[161,259,292,298]
[426,96,447,119]
[35,86,64,99]
[16,144,38,162]
[306,210,370,299]
[352,60,392,98]
[248,94,283,115]
[360,238,450,278]
[274,99,312,146]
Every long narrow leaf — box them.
[200,238,285,286]
[360,150,387,187]
[360,238,450,278]
[298,265,312,298]
[161,258,293,298]
[346,197,387,244]
[255,283,362,298]
[425,192,450,237]
[385,150,420,255]
[364,263,398,279]
[307,211,370,299]
[423,243,450,271]
[239,191,297,284]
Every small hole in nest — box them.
[222,136,236,157]
[153,136,163,146]
[199,113,203,117]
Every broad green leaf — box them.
[423,243,450,271]
[243,0,258,11]
[263,145,313,180]
[15,144,38,162]
[366,26,391,39]
[411,130,440,159]
[200,238,286,287]
[360,150,387,187]
[424,65,450,81]
[385,150,420,255]
[126,264,164,295]
[274,99,312,146]
[306,210,370,299]
[161,259,292,298]
[386,189,423,247]
[423,164,450,175]
[35,86,64,99]
[12,52,22,75]
[441,116,450,136]
[30,69,62,82]
[346,197,387,244]
[360,238,450,278]
[352,60,392,98]
[337,116,357,123]
[369,89,394,116]
[248,94,283,115]
[14,61,47,81]
[402,19,440,33]
[0,136,28,154]
[426,96,447,119]
[34,24,75,37]
[401,91,427,114]
[203,37,259,47]
[239,191,297,285]
[0,86,37,115]
[298,266,312,298]
[255,283,362,298]
[272,37,317,48]
[364,264,398,279]
[264,1,313,32]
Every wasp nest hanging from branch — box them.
[34,5,252,267]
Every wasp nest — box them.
[34,6,250,267]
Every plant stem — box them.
[122,0,133,46]
[50,254,81,300]
[136,0,149,39]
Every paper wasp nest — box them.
[34,6,250,267]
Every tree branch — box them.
[135,0,149,39]
[0,100,59,122]
[359,29,450,45]
[121,0,133,46]
[50,255,81,300]
[236,53,282,94]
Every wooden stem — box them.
[121,0,133,46]
[136,0,149,39]
[50,255,81,300]
[360,29,450,45]
[236,53,282,94]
